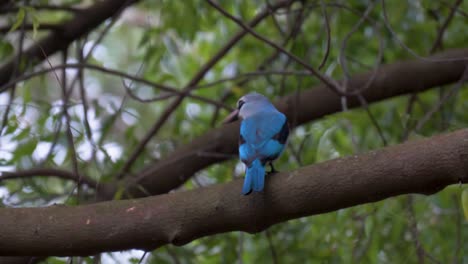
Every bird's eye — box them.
[237,99,245,109]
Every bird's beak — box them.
[223,109,239,124]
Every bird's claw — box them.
[267,163,278,175]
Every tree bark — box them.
[0,257,43,264]
[124,48,468,198]
[1,129,467,256]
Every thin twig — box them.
[451,194,462,264]
[406,196,426,264]
[195,70,311,90]
[39,114,64,166]
[318,0,331,70]
[401,93,418,141]
[401,0,462,140]
[1,6,27,135]
[265,0,286,37]
[137,251,148,264]
[381,0,468,62]
[415,66,468,132]
[440,0,468,18]
[357,94,387,146]
[339,1,376,89]
[0,168,98,188]
[77,39,98,162]
[430,0,463,53]
[265,229,279,264]
[60,49,82,201]
[206,0,343,96]
[0,63,230,110]
[66,1,126,91]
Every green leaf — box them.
[14,138,38,161]
[462,188,468,222]
[9,8,26,33]
[31,12,40,38]
[38,258,64,264]
[113,184,125,200]
[0,40,14,61]
[364,217,374,237]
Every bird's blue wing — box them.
[239,135,255,166]
[240,111,286,148]
[263,120,289,160]
[239,111,287,164]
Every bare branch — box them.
[430,0,463,53]
[318,0,331,70]
[206,0,343,95]
[0,168,98,188]
[0,63,229,109]
[381,0,468,62]
[415,65,468,132]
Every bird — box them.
[223,92,289,195]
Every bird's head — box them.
[223,92,271,123]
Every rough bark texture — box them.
[1,129,467,256]
[124,48,468,198]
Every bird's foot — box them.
[267,163,278,175]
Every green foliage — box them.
[0,39,14,62]
[1,0,467,263]
[9,7,26,32]
[462,188,468,221]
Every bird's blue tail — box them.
[242,159,265,195]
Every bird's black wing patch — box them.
[265,120,289,162]
[239,134,246,145]
[272,119,289,144]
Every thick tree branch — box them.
[123,48,468,198]
[0,0,140,88]
[0,257,43,264]
[0,129,467,256]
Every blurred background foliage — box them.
[0,0,467,263]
